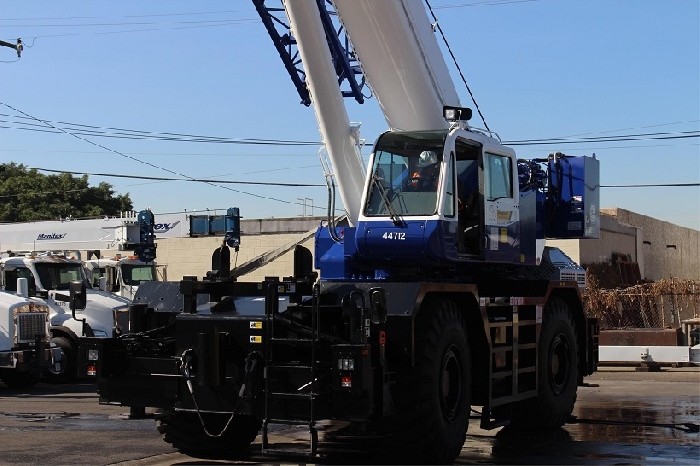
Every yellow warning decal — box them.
[250,321,262,329]
[250,336,262,344]
[496,210,512,222]
[500,228,507,243]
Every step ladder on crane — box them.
[260,281,323,459]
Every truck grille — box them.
[18,312,47,343]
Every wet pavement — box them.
[0,366,697,465]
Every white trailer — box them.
[0,211,189,255]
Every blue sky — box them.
[1,0,698,230]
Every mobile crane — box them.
[92,1,599,463]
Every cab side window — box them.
[485,153,513,200]
[4,266,36,293]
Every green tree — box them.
[0,163,133,222]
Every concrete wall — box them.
[157,233,316,283]
[602,208,699,281]
[150,217,322,283]
[548,208,699,281]
[547,212,639,271]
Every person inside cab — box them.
[407,150,440,192]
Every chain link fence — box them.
[584,274,700,330]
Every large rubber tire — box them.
[156,409,261,458]
[1,370,38,388]
[46,336,77,384]
[388,299,471,465]
[510,296,578,429]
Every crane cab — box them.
[315,106,598,281]
[355,107,521,266]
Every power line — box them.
[425,0,491,131]
[0,148,324,158]
[601,183,699,188]
[0,102,331,213]
[2,113,698,147]
[0,113,319,146]
[0,10,247,21]
[0,187,91,200]
[434,0,545,8]
[31,167,325,187]
[1,18,259,42]
[22,166,699,190]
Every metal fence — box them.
[584,277,700,330]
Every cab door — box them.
[482,149,520,263]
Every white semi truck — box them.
[0,254,130,382]
[83,255,165,300]
[1,279,63,388]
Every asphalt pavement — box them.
[0,366,698,465]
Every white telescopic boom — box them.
[332,0,461,131]
[283,0,366,226]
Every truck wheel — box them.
[156,409,261,457]
[47,337,77,384]
[510,297,578,429]
[389,299,471,464]
[1,370,38,388]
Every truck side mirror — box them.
[98,276,107,292]
[106,267,119,292]
[69,280,87,311]
[369,287,387,324]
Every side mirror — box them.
[106,267,119,292]
[369,287,387,324]
[98,276,107,292]
[69,280,87,312]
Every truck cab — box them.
[83,256,164,300]
[0,254,131,381]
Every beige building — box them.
[156,217,320,283]
[548,208,699,281]
[95,208,698,284]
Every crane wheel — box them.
[509,296,578,429]
[155,409,261,458]
[387,298,471,465]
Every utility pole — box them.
[0,38,23,57]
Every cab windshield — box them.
[121,264,156,286]
[35,263,86,290]
[364,131,447,217]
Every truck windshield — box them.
[35,263,86,290]
[121,265,156,285]
[90,267,107,288]
[364,131,447,217]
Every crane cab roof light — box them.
[443,105,472,122]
